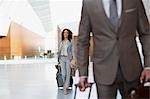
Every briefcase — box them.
[128,83,150,99]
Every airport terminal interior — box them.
[0,0,150,99]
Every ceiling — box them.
[28,0,52,33]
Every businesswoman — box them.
[58,29,73,95]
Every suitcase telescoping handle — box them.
[74,83,94,99]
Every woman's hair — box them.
[61,28,72,41]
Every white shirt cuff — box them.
[80,76,88,79]
[144,67,150,70]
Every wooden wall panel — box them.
[11,22,22,57]
[0,31,10,60]
[0,21,45,59]
[11,22,45,57]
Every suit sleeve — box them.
[137,0,150,68]
[77,0,91,77]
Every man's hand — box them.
[140,69,150,82]
[79,77,88,92]
[79,77,92,92]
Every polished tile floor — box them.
[0,58,122,99]
[0,37,149,99]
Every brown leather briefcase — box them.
[128,83,150,99]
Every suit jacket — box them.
[77,0,150,85]
[58,40,73,62]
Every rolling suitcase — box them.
[55,64,73,88]
[73,83,94,99]
[56,68,63,87]
[128,83,150,99]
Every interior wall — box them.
[0,21,45,60]
[0,31,10,60]
[11,22,45,57]
[10,22,22,57]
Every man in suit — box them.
[77,0,150,98]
